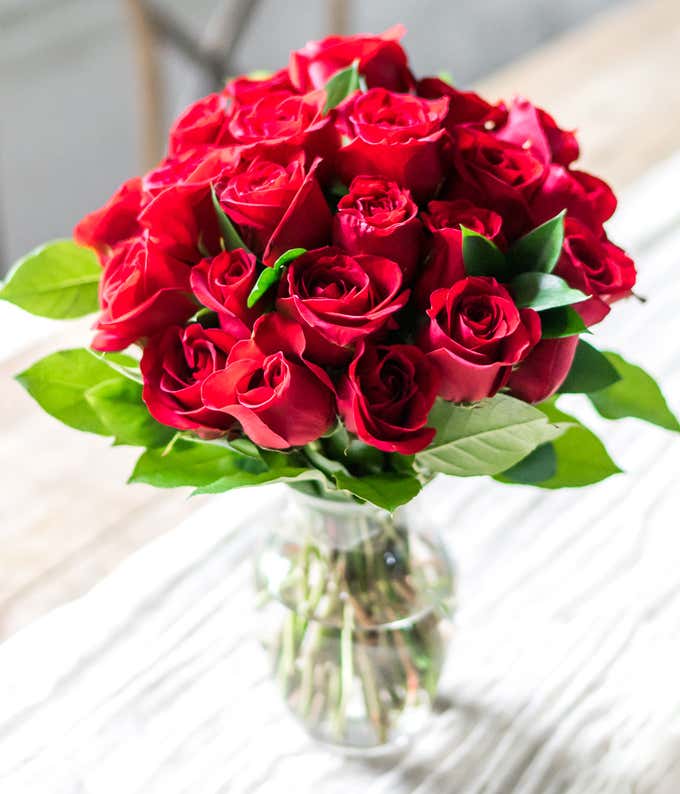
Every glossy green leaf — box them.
[323,61,361,112]
[539,306,590,339]
[334,471,422,512]
[0,239,100,318]
[558,340,621,394]
[461,226,510,279]
[247,248,306,308]
[495,442,557,484]
[210,185,250,252]
[508,211,566,275]
[511,272,588,311]
[588,352,680,431]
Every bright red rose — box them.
[202,314,335,449]
[555,218,636,325]
[416,77,507,131]
[419,276,541,402]
[168,92,229,157]
[333,176,422,282]
[190,248,258,333]
[336,88,449,201]
[495,98,579,168]
[141,323,243,435]
[277,246,409,365]
[508,336,579,404]
[92,236,194,352]
[289,25,412,92]
[414,200,503,309]
[338,341,439,454]
[531,165,617,230]
[142,150,215,197]
[225,69,295,104]
[74,177,144,257]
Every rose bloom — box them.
[531,165,617,231]
[225,68,295,105]
[336,87,449,201]
[416,77,507,131]
[141,323,243,435]
[508,336,579,404]
[74,177,144,257]
[289,25,413,92]
[202,314,336,449]
[339,341,439,454]
[168,92,229,157]
[190,248,258,333]
[333,176,423,282]
[277,246,409,365]
[419,276,541,403]
[92,236,194,352]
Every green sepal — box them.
[246,248,306,308]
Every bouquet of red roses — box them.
[3,26,677,511]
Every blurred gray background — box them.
[0,0,629,275]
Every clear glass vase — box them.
[254,489,456,754]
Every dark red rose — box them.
[336,88,449,201]
[289,25,412,92]
[202,313,335,449]
[508,336,579,404]
[531,165,617,230]
[190,248,258,333]
[225,69,295,104]
[416,77,507,131]
[419,276,541,402]
[277,246,409,365]
[495,98,579,168]
[74,177,144,257]
[414,200,503,309]
[92,236,194,352]
[168,92,229,157]
[141,323,243,435]
[338,341,439,454]
[214,152,332,263]
[555,218,636,326]
[333,176,422,282]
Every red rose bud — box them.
[141,323,243,435]
[168,92,229,157]
[333,176,423,282]
[74,177,144,257]
[289,26,412,92]
[420,276,541,403]
[554,217,636,326]
[339,341,439,455]
[190,248,258,333]
[336,88,449,202]
[277,246,409,366]
[416,77,507,131]
[92,236,194,352]
[202,314,336,450]
[531,165,617,231]
[508,336,579,404]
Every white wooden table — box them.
[1,155,680,793]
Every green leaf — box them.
[85,378,173,447]
[508,211,566,275]
[210,185,250,252]
[16,348,129,435]
[437,70,455,86]
[417,394,567,477]
[511,272,588,311]
[558,339,621,394]
[587,352,680,431]
[323,61,361,112]
[0,239,101,318]
[495,443,557,484]
[539,306,590,339]
[334,471,422,512]
[247,248,306,308]
[461,226,510,279]
[92,351,143,383]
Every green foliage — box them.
[0,239,101,318]
[210,185,250,252]
[417,394,566,477]
[461,227,510,279]
[539,306,589,339]
[334,471,422,512]
[510,272,587,312]
[323,61,361,112]
[247,248,306,308]
[496,443,557,484]
[558,340,621,394]
[508,211,566,275]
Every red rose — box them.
[141,323,243,435]
[202,314,335,449]
[555,218,636,325]
[168,92,229,157]
[289,25,412,92]
[508,336,579,404]
[338,341,439,454]
[215,152,332,263]
[142,150,212,197]
[531,165,617,230]
[333,176,422,282]
[74,177,144,257]
[495,98,579,167]
[419,276,541,402]
[277,246,409,365]
[92,236,194,352]
[414,200,503,309]
[225,69,295,104]
[336,88,449,201]
[190,248,258,334]
[416,77,507,131]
